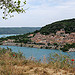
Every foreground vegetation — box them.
[0,47,75,75]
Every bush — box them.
[61,43,75,52]
[47,53,73,69]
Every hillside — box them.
[0,27,41,34]
[40,18,75,35]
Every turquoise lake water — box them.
[0,45,75,61]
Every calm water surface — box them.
[0,45,75,61]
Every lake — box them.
[0,45,75,62]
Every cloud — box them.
[0,0,75,27]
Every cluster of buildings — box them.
[1,29,75,50]
[30,29,75,45]
[3,39,15,43]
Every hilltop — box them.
[40,18,75,35]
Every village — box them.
[2,29,75,51]
[30,29,75,45]
[27,29,75,50]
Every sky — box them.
[0,0,75,27]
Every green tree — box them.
[47,43,51,46]
[0,0,26,19]
[53,43,58,45]
[40,18,75,34]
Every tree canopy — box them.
[40,18,75,35]
[0,0,26,19]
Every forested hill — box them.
[0,27,41,34]
[40,18,75,35]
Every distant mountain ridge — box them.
[40,18,75,35]
[0,27,41,34]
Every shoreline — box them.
[2,42,59,49]
[1,42,75,52]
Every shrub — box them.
[47,52,73,69]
